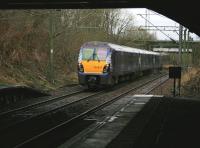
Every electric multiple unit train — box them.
[77,41,166,87]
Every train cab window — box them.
[96,48,108,61]
[106,51,111,63]
[81,48,94,60]
[80,47,109,61]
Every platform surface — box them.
[64,95,200,148]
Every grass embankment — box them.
[181,67,200,97]
[0,64,78,91]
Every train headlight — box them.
[103,64,110,73]
[78,63,84,72]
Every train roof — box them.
[82,41,160,55]
[108,43,160,55]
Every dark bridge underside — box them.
[1,0,200,37]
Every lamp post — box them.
[177,24,183,96]
[179,24,183,66]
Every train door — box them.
[153,55,156,69]
[111,50,116,73]
[138,53,141,71]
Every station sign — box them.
[169,66,181,79]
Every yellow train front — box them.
[78,42,113,87]
[78,41,164,88]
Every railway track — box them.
[8,74,168,148]
[0,85,84,115]
[0,89,84,117]
[0,90,105,148]
[0,90,104,130]
[48,84,81,96]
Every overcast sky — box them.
[123,8,200,41]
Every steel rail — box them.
[0,89,85,117]
[0,90,104,132]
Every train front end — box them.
[77,42,112,87]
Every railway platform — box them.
[0,85,48,106]
[63,95,200,148]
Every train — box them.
[77,41,168,87]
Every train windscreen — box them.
[81,48,108,61]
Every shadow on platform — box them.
[107,96,200,148]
